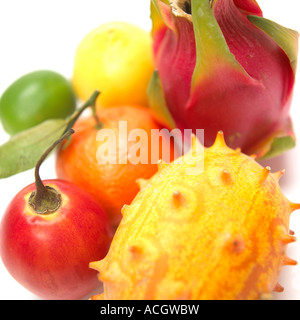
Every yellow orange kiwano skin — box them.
[90,132,300,300]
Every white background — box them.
[0,0,300,300]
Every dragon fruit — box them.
[149,0,299,158]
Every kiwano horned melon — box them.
[90,132,299,300]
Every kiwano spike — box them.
[157,159,168,172]
[225,235,245,254]
[190,133,204,155]
[290,202,300,212]
[212,130,227,148]
[136,178,149,190]
[121,204,129,216]
[185,133,205,161]
[89,259,104,273]
[128,245,144,259]
[172,190,185,207]
[283,256,297,266]
[172,190,181,199]
[280,233,297,245]
[273,169,285,181]
[91,293,104,300]
[260,166,271,184]
[221,169,233,184]
[273,283,284,293]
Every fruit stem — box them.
[64,90,103,132]
[28,129,74,214]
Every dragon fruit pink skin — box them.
[149,0,299,158]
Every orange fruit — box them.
[55,105,177,228]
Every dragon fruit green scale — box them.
[148,0,299,159]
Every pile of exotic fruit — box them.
[0,0,300,300]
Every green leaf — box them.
[0,119,67,179]
[248,15,299,74]
[260,136,296,160]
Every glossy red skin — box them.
[0,179,113,300]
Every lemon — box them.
[72,21,154,108]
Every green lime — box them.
[0,70,76,135]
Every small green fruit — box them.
[0,70,76,135]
